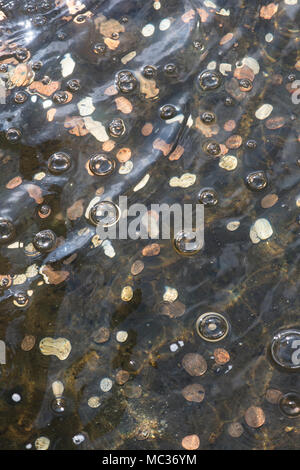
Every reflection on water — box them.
[0,0,300,450]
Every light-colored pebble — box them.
[39,337,72,360]
[142,24,155,37]
[219,155,237,171]
[35,436,50,450]
[133,173,150,192]
[159,18,171,30]
[60,53,75,77]
[121,286,133,301]
[163,286,178,303]
[250,218,273,244]
[83,116,109,142]
[78,97,95,116]
[116,330,128,343]
[255,104,273,120]
[88,396,101,408]
[227,221,240,231]
[169,173,196,188]
[12,393,21,402]
[100,378,113,392]
[52,380,64,398]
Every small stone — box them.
[255,104,273,120]
[35,436,50,450]
[227,221,240,231]
[142,243,160,256]
[88,396,101,408]
[116,330,128,343]
[261,194,278,208]
[12,393,21,402]
[163,286,178,303]
[169,173,196,188]
[250,218,273,244]
[39,337,71,360]
[100,378,113,392]
[121,286,133,302]
[219,155,237,171]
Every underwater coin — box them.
[196,312,229,342]
[270,329,300,369]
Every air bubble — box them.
[33,229,56,252]
[108,118,126,138]
[196,312,229,342]
[13,292,29,307]
[93,43,106,54]
[67,79,81,92]
[174,230,203,255]
[201,112,215,124]
[53,91,68,104]
[48,152,71,174]
[246,171,268,191]
[90,201,120,227]
[279,393,300,418]
[160,104,176,120]
[198,188,218,206]
[14,91,28,104]
[0,218,15,243]
[246,139,257,149]
[51,397,66,414]
[270,329,300,370]
[5,128,21,142]
[116,70,137,94]
[198,70,222,91]
[164,63,177,75]
[203,140,221,156]
[143,65,157,78]
[15,48,29,62]
[89,154,115,176]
